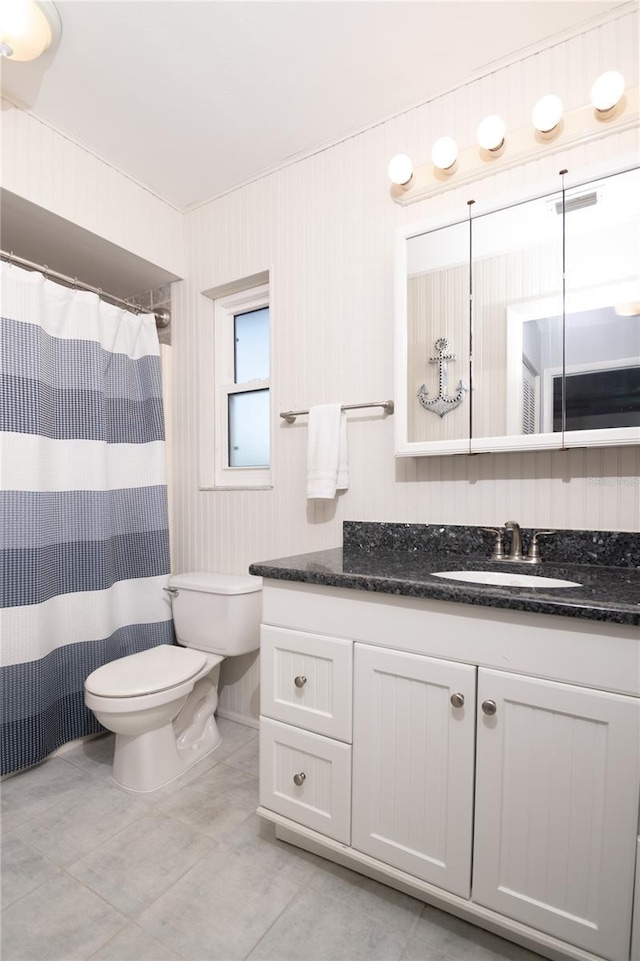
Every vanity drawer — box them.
[260,625,353,741]
[259,717,351,844]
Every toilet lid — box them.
[85,645,208,697]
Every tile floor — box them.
[1,718,545,961]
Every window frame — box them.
[199,281,272,490]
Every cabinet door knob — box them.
[293,772,306,786]
[450,692,465,708]
[294,675,307,688]
[482,699,497,716]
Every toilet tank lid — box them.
[169,572,263,595]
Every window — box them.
[552,366,640,432]
[199,279,271,489]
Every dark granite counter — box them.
[249,523,640,627]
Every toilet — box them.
[84,572,262,793]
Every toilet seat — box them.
[85,645,207,698]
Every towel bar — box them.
[280,400,394,424]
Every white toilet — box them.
[84,572,262,793]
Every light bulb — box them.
[0,0,60,62]
[590,71,625,112]
[477,115,506,152]
[387,154,413,186]
[431,137,458,171]
[615,302,640,317]
[532,94,563,133]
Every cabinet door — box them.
[473,669,640,961]
[352,644,476,897]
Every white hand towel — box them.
[307,403,349,499]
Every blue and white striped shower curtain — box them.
[0,262,174,775]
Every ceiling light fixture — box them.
[532,94,563,135]
[477,115,506,153]
[431,137,458,172]
[387,154,414,187]
[615,302,640,317]
[591,71,625,114]
[0,0,61,62]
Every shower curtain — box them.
[0,262,174,775]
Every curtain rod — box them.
[1,249,171,329]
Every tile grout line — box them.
[240,879,310,961]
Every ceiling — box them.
[1,1,627,211]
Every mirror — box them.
[395,166,640,457]
[472,190,564,450]
[406,219,470,451]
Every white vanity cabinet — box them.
[258,581,640,961]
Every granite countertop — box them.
[249,523,640,627]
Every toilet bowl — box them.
[84,572,262,793]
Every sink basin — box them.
[432,570,581,589]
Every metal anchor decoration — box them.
[417,337,468,418]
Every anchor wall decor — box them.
[417,337,468,418]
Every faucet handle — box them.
[526,530,556,563]
[480,527,506,560]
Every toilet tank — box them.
[168,572,262,656]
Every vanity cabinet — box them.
[258,582,640,961]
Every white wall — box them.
[1,99,184,276]
[172,9,638,721]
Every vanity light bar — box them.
[390,85,637,206]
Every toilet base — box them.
[112,672,222,793]
[113,715,222,793]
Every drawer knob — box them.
[294,675,307,688]
[293,772,306,786]
[450,692,465,709]
[482,699,497,716]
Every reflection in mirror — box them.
[563,168,640,433]
[406,220,470,445]
[472,192,563,442]
[558,308,639,430]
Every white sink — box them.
[432,570,581,589]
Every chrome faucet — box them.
[482,522,555,565]
[504,521,524,561]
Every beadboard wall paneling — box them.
[1,100,184,276]
[173,11,638,722]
